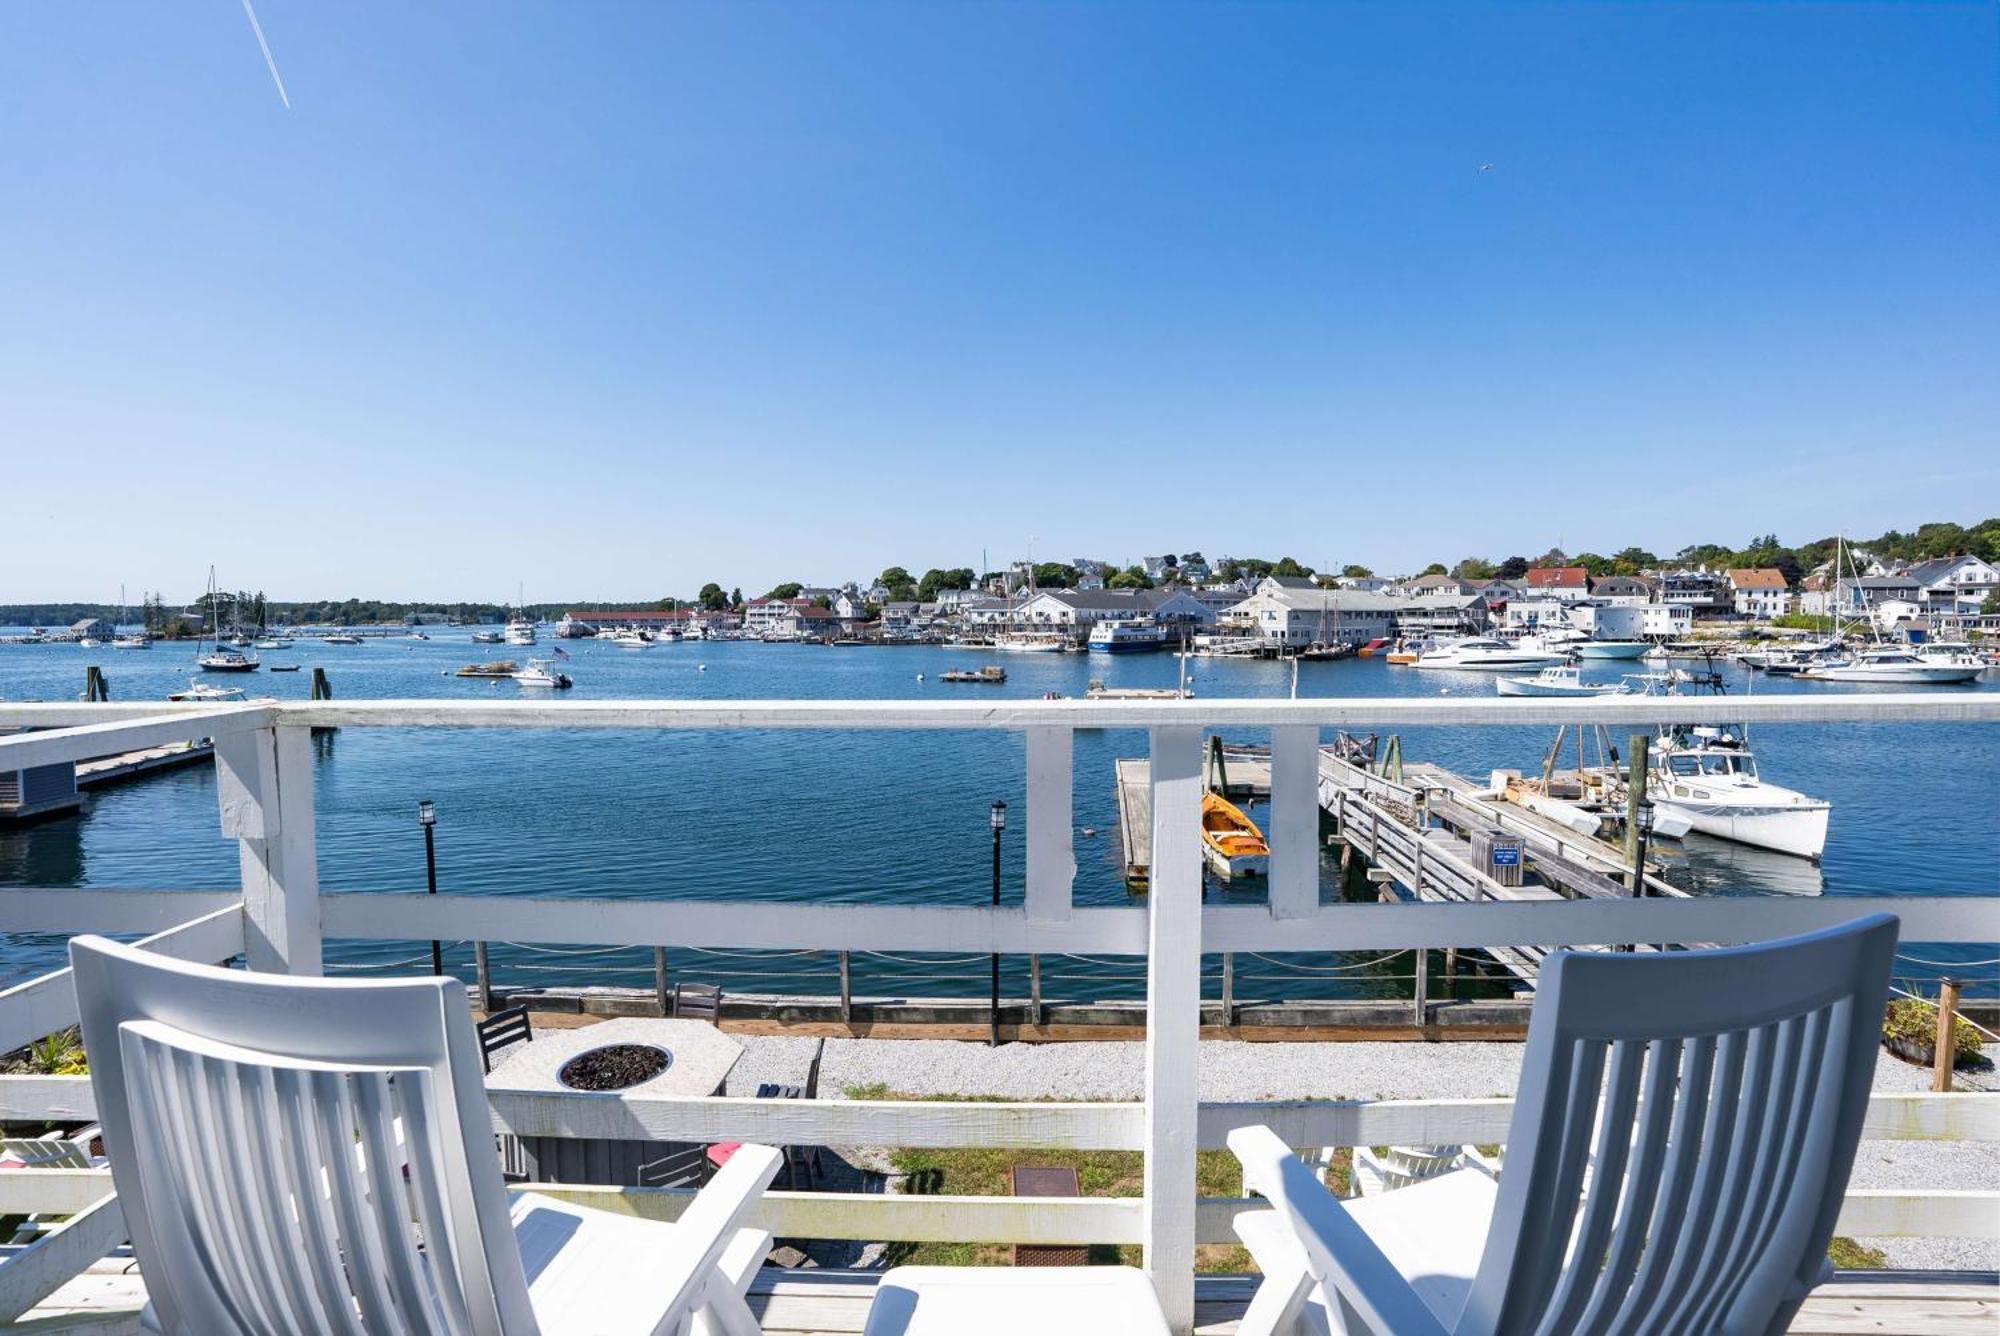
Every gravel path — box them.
[728,1034,1999,1272]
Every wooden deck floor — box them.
[15,1263,1996,1334]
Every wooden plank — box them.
[0,906,244,1055]
[0,706,273,770]
[1024,727,1074,922]
[488,1089,1143,1148]
[1267,727,1319,920]
[225,694,2000,730]
[1145,724,1203,1333]
[0,1195,124,1325]
[1117,757,1152,889]
[214,725,322,975]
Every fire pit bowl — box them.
[558,1043,673,1092]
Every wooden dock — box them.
[1115,747,1271,891]
[75,742,213,790]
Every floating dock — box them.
[77,741,214,790]
[1115,746,1271,890]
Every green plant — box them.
[26,1028,88,1076]
[1882,997,1983,1065]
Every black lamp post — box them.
[989,799,1007,1047]
[419,799,442,976]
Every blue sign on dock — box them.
[1491,847,1521,867]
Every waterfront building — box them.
[1906,554,2000,612]
[68,617,115,640]
[1523,565,1593,603]
[1226,585,1399,647]
[1394,593,1489,636]
[1659,568,1733,616]
[1728,567,1793,619]
[1008,588,1214,633]
[1588,574,1654,602]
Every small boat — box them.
[407,631,431,641]
[168,681,247,703]
[1495,665,1632,698]
[77,637,104,649]
[941,666,1007,683]
[456,660,520,679]
[197,650,261,672]
[1295,640,1355,661]
[1200,792,1269,879]
[610,631,652,649]
[253,639,285,650]
[512,658,573,688]
[110,635,151,650]
[1652,723,1830,860]
[269,664,301,672]
[471,630,506,645]
[1570,640,1651,661]
[1356,638,1392,657]
[322,634,362,646]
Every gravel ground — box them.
[728,1034,1999,1273]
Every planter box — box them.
[1883,1034,1936,1068]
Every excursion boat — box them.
[167,681,247,703]
[1200,792,1269,880]
[1651,723,1831,861]
[993,631,1068,653]
[1797,647,1983,685]
[1570,640,1650,661]
[503,616,538,646]
[512,658,573,689]
[1413,636,1568,671]
[1494,664,1632,698]
[941,666,1007,683]
[1086,620,1167,653]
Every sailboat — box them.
[110,583,151,649]
[1297,579,1352,660]
[195,568,260,672]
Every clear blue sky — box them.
[3,2,1994,603]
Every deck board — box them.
[12,1265,1994,1334]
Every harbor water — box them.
[3,633,1995,1003]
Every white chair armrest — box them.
[648,1143,783,1325]
[1229,1126,1451,1336]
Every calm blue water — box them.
[3,633,1994,1001]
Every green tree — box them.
[1497,556,1530,579]
[1983,589,2000,615]
[1032,562,1080,589]
[697,583,726,611]
[1216,559,1244,582]
[1340,564,1373,579]
[1451,557,1496,580]
[729,588,743,609]
[1419,562,1448,576]
[880,566,914,589]
[1270,557,1314,579]
[1108,566,1153,590]
[1534,547,1569,567]
[767,582,803,600]
[917,567,974,600]
[1573,553,1612,577]
[1610,547,1657,575]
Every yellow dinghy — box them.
[1201,792,1270,880]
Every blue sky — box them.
[3,2,1995,602]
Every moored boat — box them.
[512,658,573,688]
[1495,665,1632,697]
[1797,647,1982,685]
[1414,636,1568,670]
[1650,723,1831,861]
[1200,792,1269,879]
[167,680,247,703]
[1086,620,1167,653]
[197,650,261,672]
[1570,640,1650,660]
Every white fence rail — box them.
[1,694,1995,1333]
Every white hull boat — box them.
[512,658,573,688]
[993,632,1068,653]
[1416,637,1569,670]
[1798,649,1981,684]
[168,681,247,703]
[1495,665,1631,697]
[1570,641,1650,660]
[110,636,151,650]
[1653,725,1830,860]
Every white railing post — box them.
[1024,726,1075,922]
[1143,724,1201,1333]
[1268,725,1320,919]
[214,723,322,975]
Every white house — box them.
[1727,569,1792,620]
[1225,587,1400,647]
[1905,555,1998,611]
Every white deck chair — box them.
[69,935,782,1336]
[1227,914,1898,1336]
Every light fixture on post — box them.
[989,800,1007,1047]
[418,800,442,976]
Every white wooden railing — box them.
[0,694,1995,1332]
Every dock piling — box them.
[838,950,853,1022]
[1030,954,1043,1029]
[652,947,669,1016]
[475,941,493,1012]
[1220,951,1234,1027]
[84,666,109,702]
[1934,979,1963,1093]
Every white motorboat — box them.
[78,637,104,649]
[993,631,1069,653]
[322,634,362,646]
[512,658,573,688]
[503,616,538,646]
[1797,647,1982,685]
[110,635,151,650]
[254,639,285,650]
[1087,620,1167,653]
[1495,664,1632,697]
[1914,641,1991,675]
[610,631,652,649]
[1570,640,1650,661]
[1651,724,1830,861]
[1414,636,1569,670]
[197,649,261,672]
[168,680,247,703]
[472,630,506,645]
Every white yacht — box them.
[1913,641,1991,675]
[1494,664,1631,697]
[110,634,152,650]
[1414,637,1569,670]
[168,680,248,703]
[1798,647,1982,685]
[1086,620,1167,653]
[1570,640,1650,661]
[993,631,1069,653]
[321,634,362,646]
[1651,724,1831,861]
[503,616,538,646]
[610,631,652,649]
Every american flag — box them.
[552,645,570,659]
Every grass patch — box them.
[1827,1236,1889,1270]
[845,1084,1354,1271]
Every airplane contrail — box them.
[239,0,291,108]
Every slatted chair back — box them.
[70,935,538,1336]
[477,1005,534,1074]
[0,1134,94,1169]
[1461,914,1898,1335]
[673,982,722,1023]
